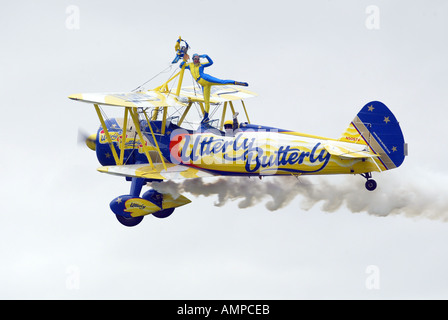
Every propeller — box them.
[77,128,97,151]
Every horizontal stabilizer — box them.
[323,142,379,159]
[98,163,215,180]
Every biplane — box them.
[69,37,407,227]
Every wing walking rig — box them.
[69,37,407,227]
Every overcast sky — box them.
[1,0,448,299]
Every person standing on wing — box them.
[180,53,248,121]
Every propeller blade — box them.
[77,128,96,151]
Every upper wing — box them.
[68,91,188,108]
[69,86,256,108]
[97,162,216,180]
[179,85,257,104]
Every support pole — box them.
[178,102,192,126]
[153,70,181,93]
[175,63,187,96]
[228,101,236,115]
[94,104,120,165]
[142,110,167,171]
[129,108,155,170]
[220,101,228,130]
[119,107,129,165]
[241,100,251,124]
[161,106,168,135]
[151,107,160,121]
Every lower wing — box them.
[97,163,215,180]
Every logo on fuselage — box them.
[169,132,331,174]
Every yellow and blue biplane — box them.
[69,37,407,226]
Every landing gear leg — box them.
[113,177,148,227]
[361,172,377,191]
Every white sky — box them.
[1,0,448,299]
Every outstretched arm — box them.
[233,112,239,130]
[179,61,190,70]
[200,54,213,67]
[179,53,190,69]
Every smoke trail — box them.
[150,169,448,221]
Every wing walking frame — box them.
[70,41,258,177]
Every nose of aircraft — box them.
[85,134,97,151]
[78,129,97,151]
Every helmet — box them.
[224,120,233,129]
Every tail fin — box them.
[339,101,407,170]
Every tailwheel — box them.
[361,172,377,191]
[365,179,377,191]
[115,214,144,227]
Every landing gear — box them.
[361,172,377,191]
[114,206,175,226]
[116,214,144,227]
[152,207,175,219]
[110,178,190,226]
[365,179,377,191]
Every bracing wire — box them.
[99,105,110,123]
[164,67,181,98]
[131,64,174,92]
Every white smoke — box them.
[150,168,448,221]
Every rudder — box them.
[339,101,407,170]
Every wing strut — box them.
[219,100,251,130]
[161,106,168,135]
[128,108,156,170]
[178,102,192,126]
[241,100,251,124]
[176,63,187,96]
[119,107,129,165]
[219,101,228,130]
[142,110,167,171]
[94,104,121,165]
[228,101,236,114]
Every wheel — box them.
[152,207,175,219]
[365,179,377,191]
[115,214,144,227]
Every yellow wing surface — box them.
[98,163,216,180]
[323,142,379,159]
[179,85,257,104]
[68,85,257,108]
[68,91,188,108]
